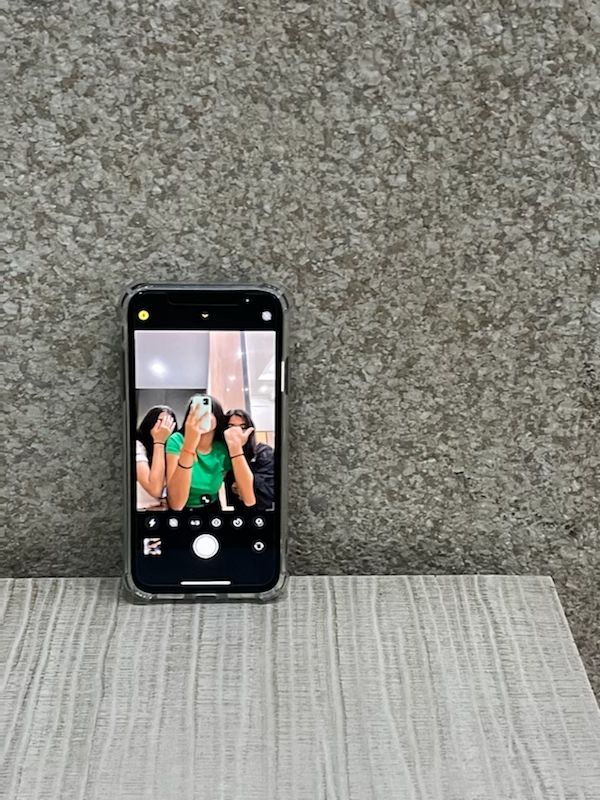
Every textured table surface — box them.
[1,576,599,799]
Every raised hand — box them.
[224,425,254,456]
[183,407,209,452]
[151,412,176,444]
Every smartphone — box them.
[120,282,289,601]
[190,394,212,432]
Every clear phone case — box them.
[119,281,290,603]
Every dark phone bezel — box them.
[120,282,289,602]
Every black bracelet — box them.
[177,461,193,469]
[230,453,245,460]
[154,442,166,446]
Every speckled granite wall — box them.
[3,1,599,694]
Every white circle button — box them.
[192,534,220,559]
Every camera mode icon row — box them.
[144,515,266,531]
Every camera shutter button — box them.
[192,534,220,559]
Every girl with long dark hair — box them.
[223,409,275,510]
[136,406,177,510]
[165,395,232,510]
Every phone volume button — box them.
[281,358,288,394]
[120,351,126,401]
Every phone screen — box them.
[122,286,287,596]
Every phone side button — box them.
[281,358,289,394]
[120,352,126,401]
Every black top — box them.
[224,443,275,510]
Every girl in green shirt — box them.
[165,395,231,510]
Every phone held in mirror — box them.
[120,282,289,602]
[190,394,212,432]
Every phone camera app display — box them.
[134,329,275,515]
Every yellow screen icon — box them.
[138,310,150,321]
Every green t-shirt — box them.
[165,432,231,507]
